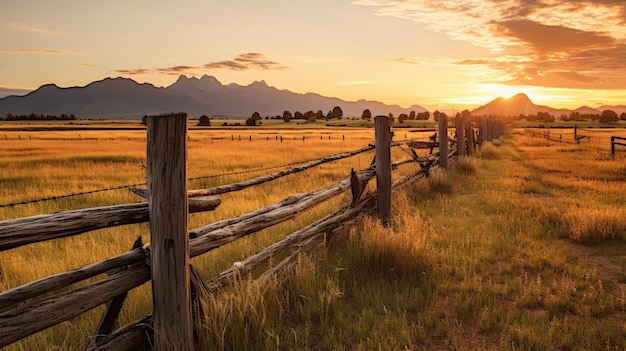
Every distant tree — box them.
[330,106,343,119]
[304,110,316,122]
[409,111,416,120]
[316,110,325,120]
[246,111,262,126]
[398,113,408,123]
[361,109,372,120]
[600,110,619,123]
[620,112,626,121]
[283,111,293,123]
[294,111,303,119]
[283,110,292,123]
[5,112,15,120]
[388,113,394,123]
[198,115,211,126]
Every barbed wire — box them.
[0,158,338,209]
[0,182,147,208]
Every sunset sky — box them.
[1,0,625,112]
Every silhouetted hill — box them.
[471,93,572,117]
[0,75,427,119]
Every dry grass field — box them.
[1,121,626,350]
[0,121,426,350]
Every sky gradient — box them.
[1,0,625,112]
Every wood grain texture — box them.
[146,113,193,351]
[375,116,392,226]
[0,196,219,252]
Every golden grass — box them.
[0,125,436,350]
[3,124,626,350]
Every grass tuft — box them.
[479,141,502,159]
[565,207,626,244]
[452,156,478,176]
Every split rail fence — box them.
[0,114,505,350]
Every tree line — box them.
[3,112,78,121]
[242,106,437,126]
[496,110,626,123]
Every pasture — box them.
[1,121,626,350]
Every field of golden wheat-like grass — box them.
[2,122,626,350]
[0,123,436,350]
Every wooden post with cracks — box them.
[456,118,466,157]
[374,116,392,226]
[146,113,193,351]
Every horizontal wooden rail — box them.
[0,261,152,347]
[0,246,148,312]
[189,167,377,256]
[0,196,220,252]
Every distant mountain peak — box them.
[249,80,269,88]
[175,75,190,83]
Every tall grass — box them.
[3,125,626,350]
[0,126,430,349]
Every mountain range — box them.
[0,75,623,119]
[0,75,427,119]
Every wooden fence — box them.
[525,127,626,157]
[611,136,626,157]
[0,114,505,350]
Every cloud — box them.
[3,21,66,36]
[394,57,420,64]
[353,0,626,89]
[339,80,383,85]
[117,53,288,76]
[495,19,615,53]
[0,49,78,55]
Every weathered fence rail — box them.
[0,114,506,350]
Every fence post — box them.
[456,117,466,157]
[438,114,448,169]
[146,113,193,351]
[465,120,474,156]
[375,116,392,226]
[611,136,615,157]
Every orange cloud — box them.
[355,0,626,90]
[495,19,615,53]
[117,53,288,76]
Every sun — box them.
[482,84,522,99]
